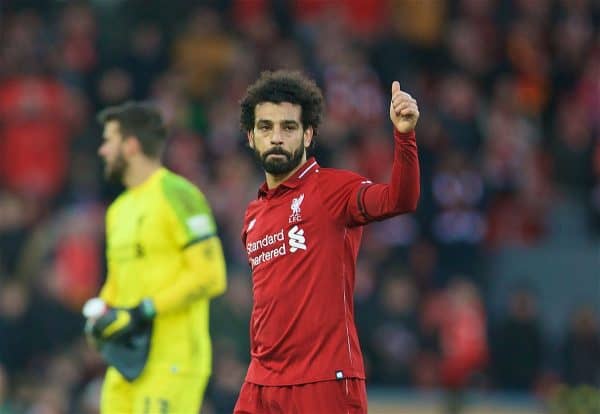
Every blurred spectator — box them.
[0,364,17,414]
[0,280,32,375]
[125,22,168,99]
[563,306,600,386]
[430,151,486,277]
[551,95,594,196]
[420,278,488,413]
[15,204,104,310]
[172,7,238,102]
[0,74,79,203]
[56,3,99,85]
[0,191,38,272]
[209,273,252,413]
[94,67,134,107]
[368,275,420,385]
[423,279,488,389]
[407,238,442,293]
[492,287,544,391]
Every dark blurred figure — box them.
[492,287,544,391]
[0,363,17,413]
[368,275,420,385]
[0,280,33,375]
[207,273,252,413]
[563,306,600,387]
[125,22,168,99]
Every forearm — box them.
[360,130,420,218]
[152,237,227,314]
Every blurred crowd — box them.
[0,0,599,413]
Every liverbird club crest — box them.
[289,193,304,223]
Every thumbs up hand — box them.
[389,81,419,133]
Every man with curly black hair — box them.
[235,70,420,413]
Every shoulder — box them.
[159,170,202,196]
[317,167,368,189]
[159,170,208,206]
[246,197,262,210]
[243,198,262,222]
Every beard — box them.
[254,141,305,175]
[104,151,128,184]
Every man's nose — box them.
[270,126,284,144]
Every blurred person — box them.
[407,238,441,292]
[551,95,594,196]
[13,202,104,313]
[0,364,17,414]
[0,191,38,274]
[430,151,486,278]
[563,306,600,386]
[234,70,420,413]
[57,3,98,79]
[84,102,227,413]
[368,275,420,385]
[437,72,482,154]
[125,22,168,100]
[0,280,33,375]
[491,287,544,391]
[208,272,253,412]
[95,67,134,108]
[0,70,78,204]
[422,278,488,413]
[172,7,237,101]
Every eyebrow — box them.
[256,119,300,126]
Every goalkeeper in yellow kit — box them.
[84,101,227,413]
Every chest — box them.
[107,193,172,262]
[244,188,328,262]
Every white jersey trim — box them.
[341,228,353,368]
[298,161,318,179]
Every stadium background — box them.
[0,0,598,413]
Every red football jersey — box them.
[241,130,419,385]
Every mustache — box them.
[263,147,291,157]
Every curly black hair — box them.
[240,70,324,149]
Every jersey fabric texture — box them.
[100,167,219,389]
[233,378,367,414]
[240,130,419,386]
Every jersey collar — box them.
[128,166,166,194]
[258,157,319,198]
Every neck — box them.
[123,156,161,188]
[265,155,308,189]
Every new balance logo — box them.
[288,225,306,252]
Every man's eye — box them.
[259,125,270,131]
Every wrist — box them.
[137,298,156,320]
[394,129,416,140]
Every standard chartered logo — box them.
[288,225,306,252]
[247,225,307,268]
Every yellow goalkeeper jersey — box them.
[100,167,226,377]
